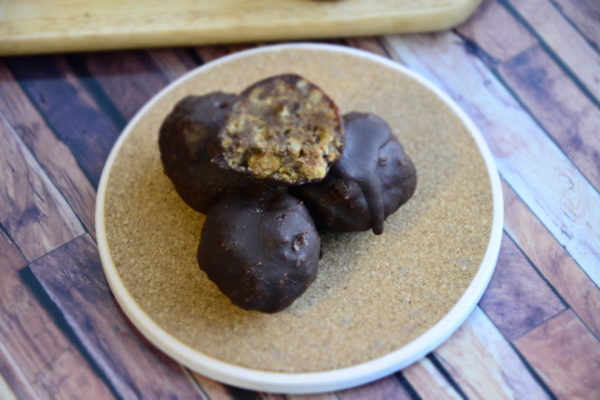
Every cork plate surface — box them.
[96,44,503,394]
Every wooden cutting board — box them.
[0,0,481,56]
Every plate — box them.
[96,43,503,394]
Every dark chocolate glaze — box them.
[292,112,417,234]
[158,92,259,213]
[197,190,320,313]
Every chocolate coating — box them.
[197,190,320,313]
[159,92,257,213]
[292,112,417,235]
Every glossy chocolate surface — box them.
[159,92,257,213]
[293,112,417,234]
[198,190,320,313]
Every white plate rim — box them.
[95,43,504,394]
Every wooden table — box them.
[1,0,599,398]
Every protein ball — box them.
[214,74,343,185]
[197,190,321,313]
[292,112,417,235]
[158,92,258,213]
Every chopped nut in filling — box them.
[215,74,343,184]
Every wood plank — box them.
[507,0,600,103]
[0,227,27,279]
[498,44,600,191]
[0,229,113,399]
[27,234,205,399]
[552,0,600,51]
[0,61,97,236]
[5,55,122,187]
[456,0,536,63]
[224,385,261,400]
[515,310,600,400]
[434,307,550,399]
[259,392,286,400]
[191,373,235,400]
[229,386,276,400]
[346,37,391,58]
[287,394,337,400]
[148,49,200,82]
[402,358,462,399]
[479,233,565,340]
[82,49,200,125]
[83,50,201,121]
[198,375,412,400]
[201,380,279,400]
[0,227,36,400]
[194,375,412,400]
[382,31,600,286]
[80,51,170,120]
[195,41,347,65]
[0,114,84,261]
[335,375,411,400]
[502,180,600,339]
[195,44,255,63]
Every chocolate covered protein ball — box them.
[159,92,258,213]
[198,190,321,313]
[292,112,417,235]
[214,74,343,185]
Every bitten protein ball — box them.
[197,190,321,313]
[159,92,257,213]
[214,74,344,185]
[292,112,417,235]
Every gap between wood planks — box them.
[479,233,566,341]
[5,55,123,189]
[550,0,600,53]
[501,179,600,341]
[455,0,600,193]
[0,62,97,237]
[17,260,122,399]
[482,310,560,400]
[26,234,206,399]
[0,111,85,261]
[499,0,600,109]
[514,309,600,399]
[421,354,466,399]
[0,230,113,399]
